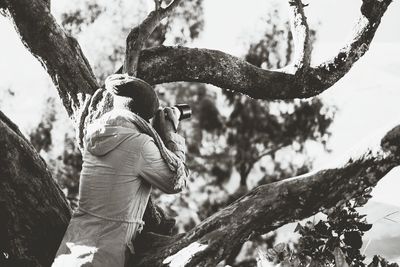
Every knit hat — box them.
[105,74,159,120]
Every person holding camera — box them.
[52,74,189,267]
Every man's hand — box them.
[152,107,181,140]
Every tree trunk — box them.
[0,111,71,267]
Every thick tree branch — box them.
[2,0,103,149]
[133,123,400,266]
[0,110,71,266]
[123,0,182,75]
[287,0,311,72]
[2,0,98,123]
[3,0,392,124]
[2,0,392,118]
[123,0,391,100]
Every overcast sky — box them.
[194,0,400,207]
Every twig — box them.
[287,0,311,72]
[123,0,183,76]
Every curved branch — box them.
[3,0,392,111]
[133,123,400,266]
[129,0,391,99]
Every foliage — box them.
[53,134,82,211]
[367,255,399,267]
[261,189,399,267]
[29,98,56,152]
[58,0,204,81]
[60,0,103,35]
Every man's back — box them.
[52,110,184,267]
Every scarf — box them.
[121,110,188,191]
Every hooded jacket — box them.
[52,109,186,267]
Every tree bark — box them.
[1,0,392,105]
[132,124,400,267]
[0,111,71,266]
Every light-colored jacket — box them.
[52,109,186,267]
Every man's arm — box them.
[139,107,187,194]
[139,136,185,194]
[164,132,186,162]
[152,106,185,161]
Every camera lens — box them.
[175,104,192,121]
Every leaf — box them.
[356,222,373,232]
[354,196,369,206]
[314,220,331,237]
[343,231,363,249]
[333,247,350,267]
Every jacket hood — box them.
[85,110,140,156]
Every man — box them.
[52,74,188,266]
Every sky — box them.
[0,0,400,260]
[193,0,400,207]
[190,1,400,260]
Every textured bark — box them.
[132,124,400,267]
[0,111,71,266]
[126,0,390,100]
[2,0,98,119]
[287,0,311,71]
[2,0,392,107]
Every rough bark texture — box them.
[132,124,400,267]
[0,0,396,266]
[125,0,390,100]
[2,0,392,104]
[0,111,71,267]
[288,0,311,71]
[2,0,98,116]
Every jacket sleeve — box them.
[138,133,186,194]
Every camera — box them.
[175,104,192,121]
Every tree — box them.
[0,0,397,266]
